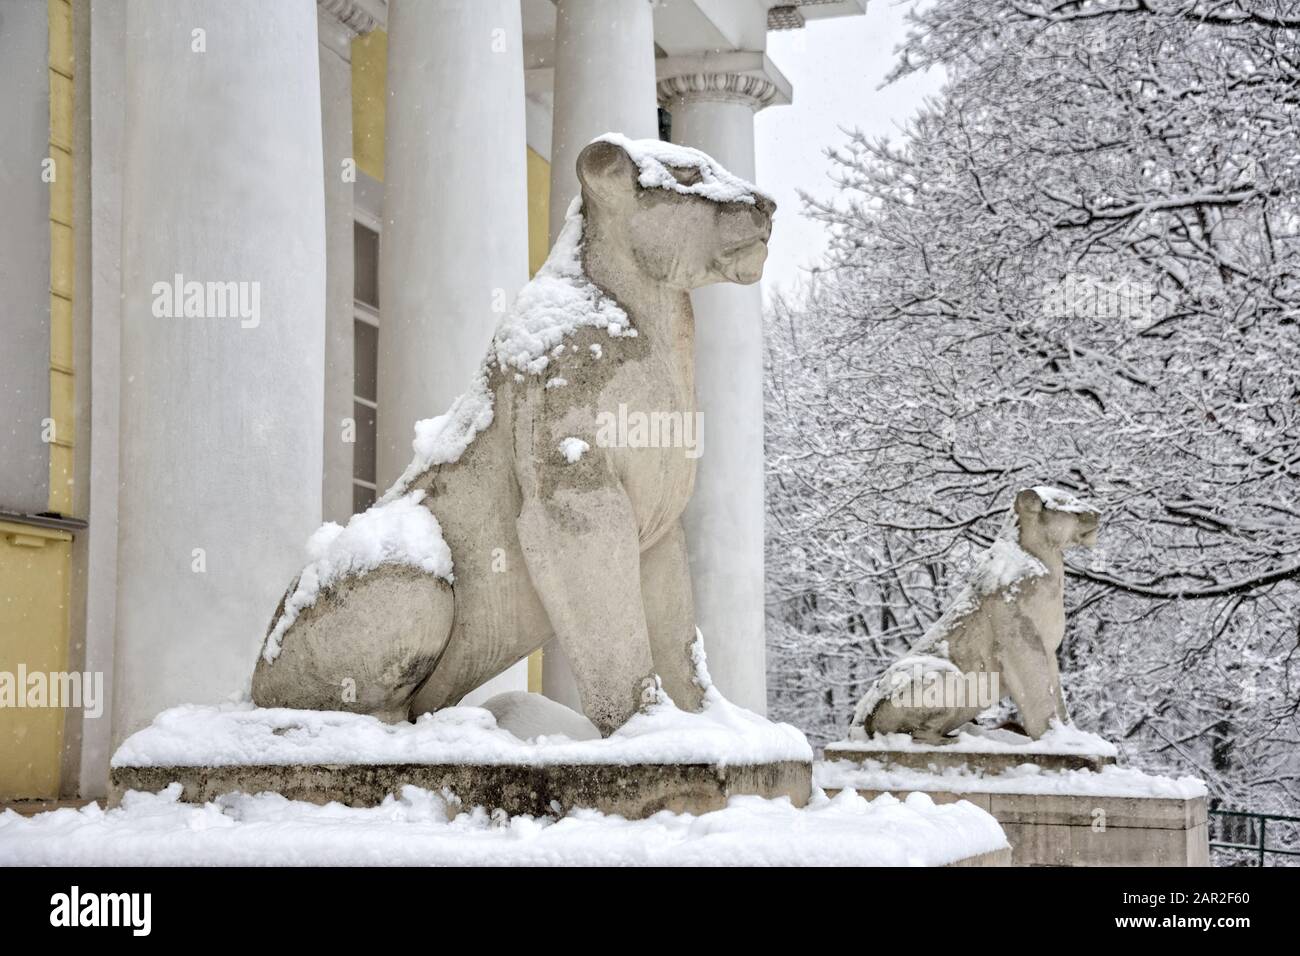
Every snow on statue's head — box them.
[576,135,775,289]
[1013,486,1100,554]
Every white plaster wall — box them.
[0,0,52,514]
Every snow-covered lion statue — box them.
[250,135,775,736]
[851,487,1100,743]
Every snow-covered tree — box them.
[766,0,1300,814]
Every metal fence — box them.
[1209,809,1300,866]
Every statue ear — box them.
[576,139,638,207]
[1014,488,1043,520]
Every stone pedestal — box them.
[819,785,1208,867]
[817,754,1209,867]
[995,792,1208,866]
[823,742,1114,774]
[110,759,811,820]
[948,847,1013,867]
[108,700,816,821]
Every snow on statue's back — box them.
[251,135,776,737]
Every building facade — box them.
[0,0,863,801]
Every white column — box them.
[79,0,127,796]
[378,0,530,701]
[114,0,327,741]
[541,0,657,705]
[659,67,783,715]
[317,1,377,524]
[547,0,657,244]
[377,0,529,486]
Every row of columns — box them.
[112,0,777,745]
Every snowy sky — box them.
[754,1,946,300]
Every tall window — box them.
[352,218,380,513]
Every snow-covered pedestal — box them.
[818,727,1208,866]
[825,724,1117,774]
[57,697,1020,866]
[108,694,815,820]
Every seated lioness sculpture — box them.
[851,487,1100,743]
[251,135,774,736]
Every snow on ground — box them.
[0,785,1006,867]
[111,692,813,769]
[261,490,454,663]
[837,721,1118,757]
[816,759,1207,799]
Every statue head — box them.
[576,138,775,290]
[1014,487,1100,552]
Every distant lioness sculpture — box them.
[251,135,775,736]
[851,487,1100,743]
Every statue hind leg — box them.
[251,565,455,722]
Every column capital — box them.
[317,0,383,58]
[655,51,792,113]
[318,0,383,33]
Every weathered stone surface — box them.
[821,785,1208,867]
[945,846,1013,867]
[987,791,1205,830]
[109,759,811,820]
[1000,819,1210,867]
[252,137,776,737]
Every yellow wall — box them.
[524,147,550,694]
[526,146,551,278]
[0,522,72,800]
[48,0,75,515]
[1,0,77,800]
[351,30,387,182]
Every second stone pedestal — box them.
[816,750,1209,866]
